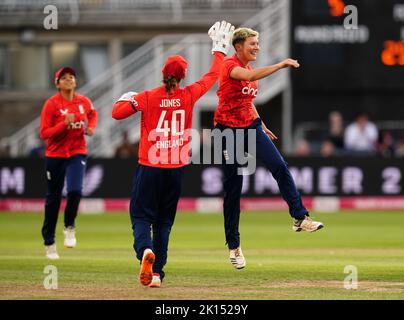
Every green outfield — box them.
[0,211,404,300]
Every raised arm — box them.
[187,52,225,102]
[187,21,235,104]
[230,59,300,82]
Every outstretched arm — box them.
[230,59,300,82]
[112,91,139,120]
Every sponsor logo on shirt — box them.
[68,120,85,129]
[241,86,258,97]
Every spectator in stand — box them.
[344,112,378,154]
[327,111,344,150]
[320,140,336,158]
[377,130,395,158]
[115,131,138,158]
[295,139,311,156]
[395,136,404,158]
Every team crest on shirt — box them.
[78,104,85,114]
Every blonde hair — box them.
[232,27,259,47]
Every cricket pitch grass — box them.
[1,211,404,300]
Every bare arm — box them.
[252,104,278,141]
[230,59,300,82]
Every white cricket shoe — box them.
[45,244,60,260]
[63,226,77,248]
[229,247,246,269]
[293,216,324,233]
[148,273,162,288]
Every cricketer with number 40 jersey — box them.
[112,52,225,168]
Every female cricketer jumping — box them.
[214,28,324,269]
[40,67,98,259]
[112,21,235,288]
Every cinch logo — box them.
[68,120,85,129]
[241,86,258,97]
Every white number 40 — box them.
[156,110,185,137]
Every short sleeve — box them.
[222,59,239,79]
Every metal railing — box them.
[1,0,290,157]
[0,0,271,26]
[0,0,269,10]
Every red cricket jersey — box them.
[214,54,258,128]
[112,52,225,168]
[39,92,98,158]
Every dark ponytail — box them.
[163,75,178,94]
